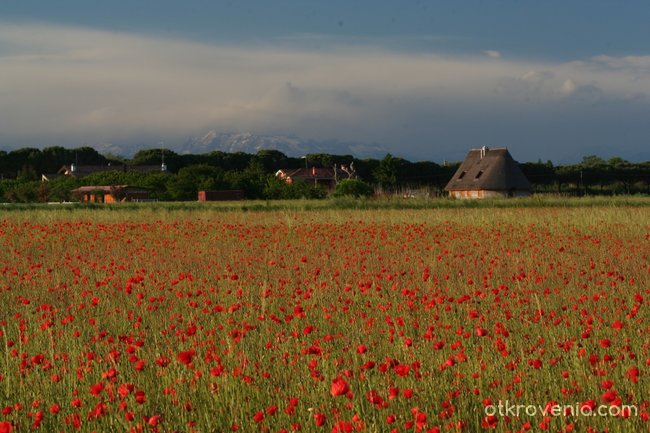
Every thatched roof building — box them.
[71,185,151,203]
[445,147,531,198]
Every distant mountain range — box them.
[95,131,389,159]
[182,131,388,158]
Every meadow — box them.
[0,201,648,432]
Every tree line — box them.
[0,146,648,202]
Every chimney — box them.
[480,146,489,159]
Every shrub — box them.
[264,177,327,199]
[332,179,374,198]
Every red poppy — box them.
[89,382,104,396]
[331,421,354,433]
[330,377,350,397]
[134,390,146,404]
[415,411,427,430]
[481,415,498,429]
[394,364,410,377]
[612,320,624,330]
[366,390,384,407]
[314,412,326,426]
[177,350,196,365]
[601,390,618,404]
[266,405,278,416]
[626,366,639,383]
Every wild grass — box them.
[0,205,647,432]
[3,194,650,216]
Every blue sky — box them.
[1,0,649,162]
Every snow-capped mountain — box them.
[182,131,388,158]
[88,131,388,159]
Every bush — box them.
[264,177,326,199]
[332,179,374,198]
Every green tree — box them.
[46,177,81,202]
[581,155,606,168]
[253,150,289,172]
[607,157,636,194]
[0,151,8,179]
[41,146,69,173]
[131,148,180,172]
[167,165,227,200]
[137,173,174,200]
[332,179,374,198]
[580,155,607,194]
[1,179,39,203]
[7,148,43,178]
[263,177,326,199]
[407,161,443,187]
[373,154,399,191]
[520,160,555,192]
[226,161,269,199]
[222,152,253,171]
[16,164,39,181]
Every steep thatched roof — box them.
[445,147,531,191]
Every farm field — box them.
[0,205,648,433]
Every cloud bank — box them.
[0,23,649,161]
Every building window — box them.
[458,171,467,179]
[475,170,484,179]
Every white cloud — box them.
[0,22,649,158]
[591,55,650,72]
[494,70,556,101]
[561,79,576,94]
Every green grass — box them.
[3,194,650,215]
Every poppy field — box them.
[0,206,648,433]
